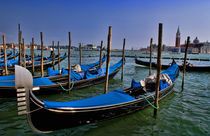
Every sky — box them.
[0,0,210,49]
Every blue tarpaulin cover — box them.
[33,77,55,86]
[85,59,123,79]
[61,68,84,81]
[131,63,178,90]
[47,56,106,77]
[80,56,106,71]
[47,68,60,77]
[0,75,15,81]
[0,77,55,87]
[43,89,135,108]
[161,63,179,82]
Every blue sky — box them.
[0,0,210,49]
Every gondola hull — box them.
[0,61,121,97]
[135,57,210,72]
[27,82,175,132]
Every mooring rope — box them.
[57,81,74,92]
[140,95,159,109]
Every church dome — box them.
[193,37,199,44]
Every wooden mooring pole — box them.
[154,23,162,118]
[58,41,60,70]
[79,43,82,65]
[40,32,44,77]
[68,32,71,90]
[22,38,26,68]
[32,38,35,75]
[18,31,22,66]
[121,38,126,81]
[181,36,190,91]
[13,43,16,59]
[99,40,103,68]
[104,26,112,94]
[52,41,55,70]
[0,45,1,58]
[149,38,153,76]
[3,35,8,75]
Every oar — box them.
[181,36,190,91]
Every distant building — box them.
[82,44,97,51]
[180,37,210,54]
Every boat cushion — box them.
[43,89,136,108]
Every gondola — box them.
[47,55,106,76]
[0,54,67,75]
[16,60,179,133]
[0,58,122,97]
[0,51,12,58]
[135,57,210,72]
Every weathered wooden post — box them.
[149,38,153,75]
[104,26,112,94]
[32,38,35,75]
[121,38,126,81]
[99,40,103,68]
[22,38,26,68]
[154,23,162,117]
[68,32,71,90]
[0,45,1,58]
[13,43,16,59]
[181,36,190,90]
[52,41,55,70]
[79,43,82,65]
[40,32,44,77]
[3,35,8,75]
[58,41,60,70]
[18,31,22,66]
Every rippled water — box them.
[0,50,209,136]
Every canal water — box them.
[0,50,209,136]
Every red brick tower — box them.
[175,26,180,47]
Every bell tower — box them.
[175,26,180,47]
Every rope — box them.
[26,107,43,114]
[140,95,159,110]
[145,92,155,100]
[57,81,74,92]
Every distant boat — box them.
[135,57,210,72]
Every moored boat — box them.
[135,57,210,72]
[0,58,122,97]
[15,61,179,133]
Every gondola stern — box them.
[15,65,49,133]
